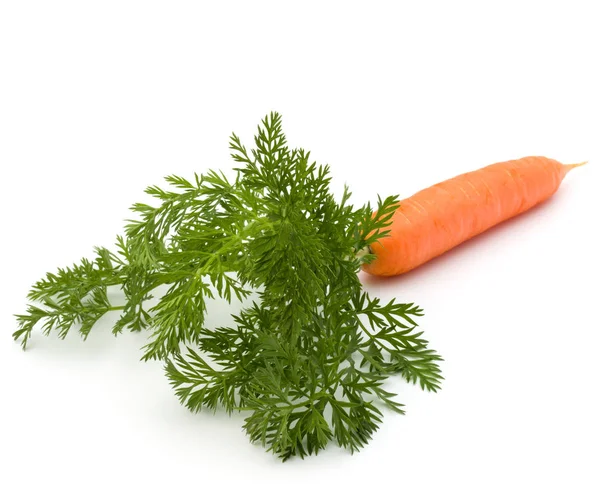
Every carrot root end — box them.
[566,161,588,170]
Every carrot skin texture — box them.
[363,156,582,277]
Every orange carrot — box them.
[362,156,586,277]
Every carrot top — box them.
[14,113,442,461]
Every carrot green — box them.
[14,113,442,460]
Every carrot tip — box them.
[567,161,588,169]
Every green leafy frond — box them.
[15,112,443,460]
[13,247,124,348]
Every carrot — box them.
[362,156,586,277]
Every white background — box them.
[1,1,599,485]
